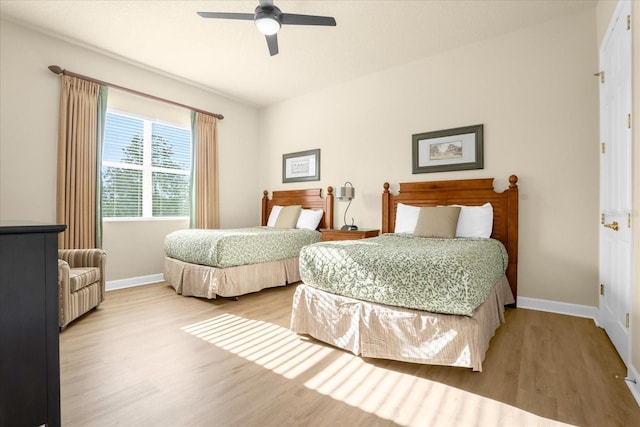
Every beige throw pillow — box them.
[274,205,302,229]
[413,206,461,238]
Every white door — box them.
[599,0,632,366]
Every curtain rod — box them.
[48,65,224,120]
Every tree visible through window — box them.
[102,112,191,218]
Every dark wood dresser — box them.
[0,223,66,427]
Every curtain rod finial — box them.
[48,65,64,74]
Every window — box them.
[102,111,191,218]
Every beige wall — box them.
[596,0,619,42]
[260,9,599,307]
[0,19,262,281]
[102,219,189,281]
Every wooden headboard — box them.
[261,187,334,230]
[382,175,519,301]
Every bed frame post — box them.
[506,175,519,304]
[261,190,269,226]
[381,182,391,233]
[325,186,335,229]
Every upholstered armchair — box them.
[58,249,107,330]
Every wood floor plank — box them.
[59,282,640,426]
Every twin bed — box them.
[164,187,334,299]
[165,176,519,371]
[291,175,518,372]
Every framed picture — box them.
[282,149,320,183]
[412,124,483,174]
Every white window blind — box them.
[102,111,191,218]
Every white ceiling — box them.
[0,0,597,108]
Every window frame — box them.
[102,109,191,221]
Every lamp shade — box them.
[335,186,355,201]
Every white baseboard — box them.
[106,273,164,292]
[627,363,640,407]
[517,296,600,326]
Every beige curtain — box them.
[191,112,219,229]
[56,75,100,249]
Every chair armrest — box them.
[58,249,106,269]
[58,259,71,294]
[58,259,70,276]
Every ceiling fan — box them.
[197,0,336,56]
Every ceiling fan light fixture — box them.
[198,1,335,55]
[255,16,280,35]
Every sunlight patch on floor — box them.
[182,314,575,427]
[304,355,575,426]
[181,314,333,379]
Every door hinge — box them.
[628,213,632,228]
[600,284,604,296]
[628,15,631,30]
[596,71,604,83]
[628,113,631,129]
[626,313,630,329]
[601,213,605,224]
[601,142,606,154]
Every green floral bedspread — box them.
[165,227,321,268]
[299,234,508,316]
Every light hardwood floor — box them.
[60,282,640,426]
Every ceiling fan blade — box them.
[281,13,336,27]
[266,34,279,56]
[197,12,255,21]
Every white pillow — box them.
[394,203,421,234]
[454,203,493,238]
[296,209,324,230]
[266,205,282,227]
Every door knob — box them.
[603,221,619,231]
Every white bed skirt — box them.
[164,256,301,299]
[290,275,515,372]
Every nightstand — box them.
[320,228,380,242]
